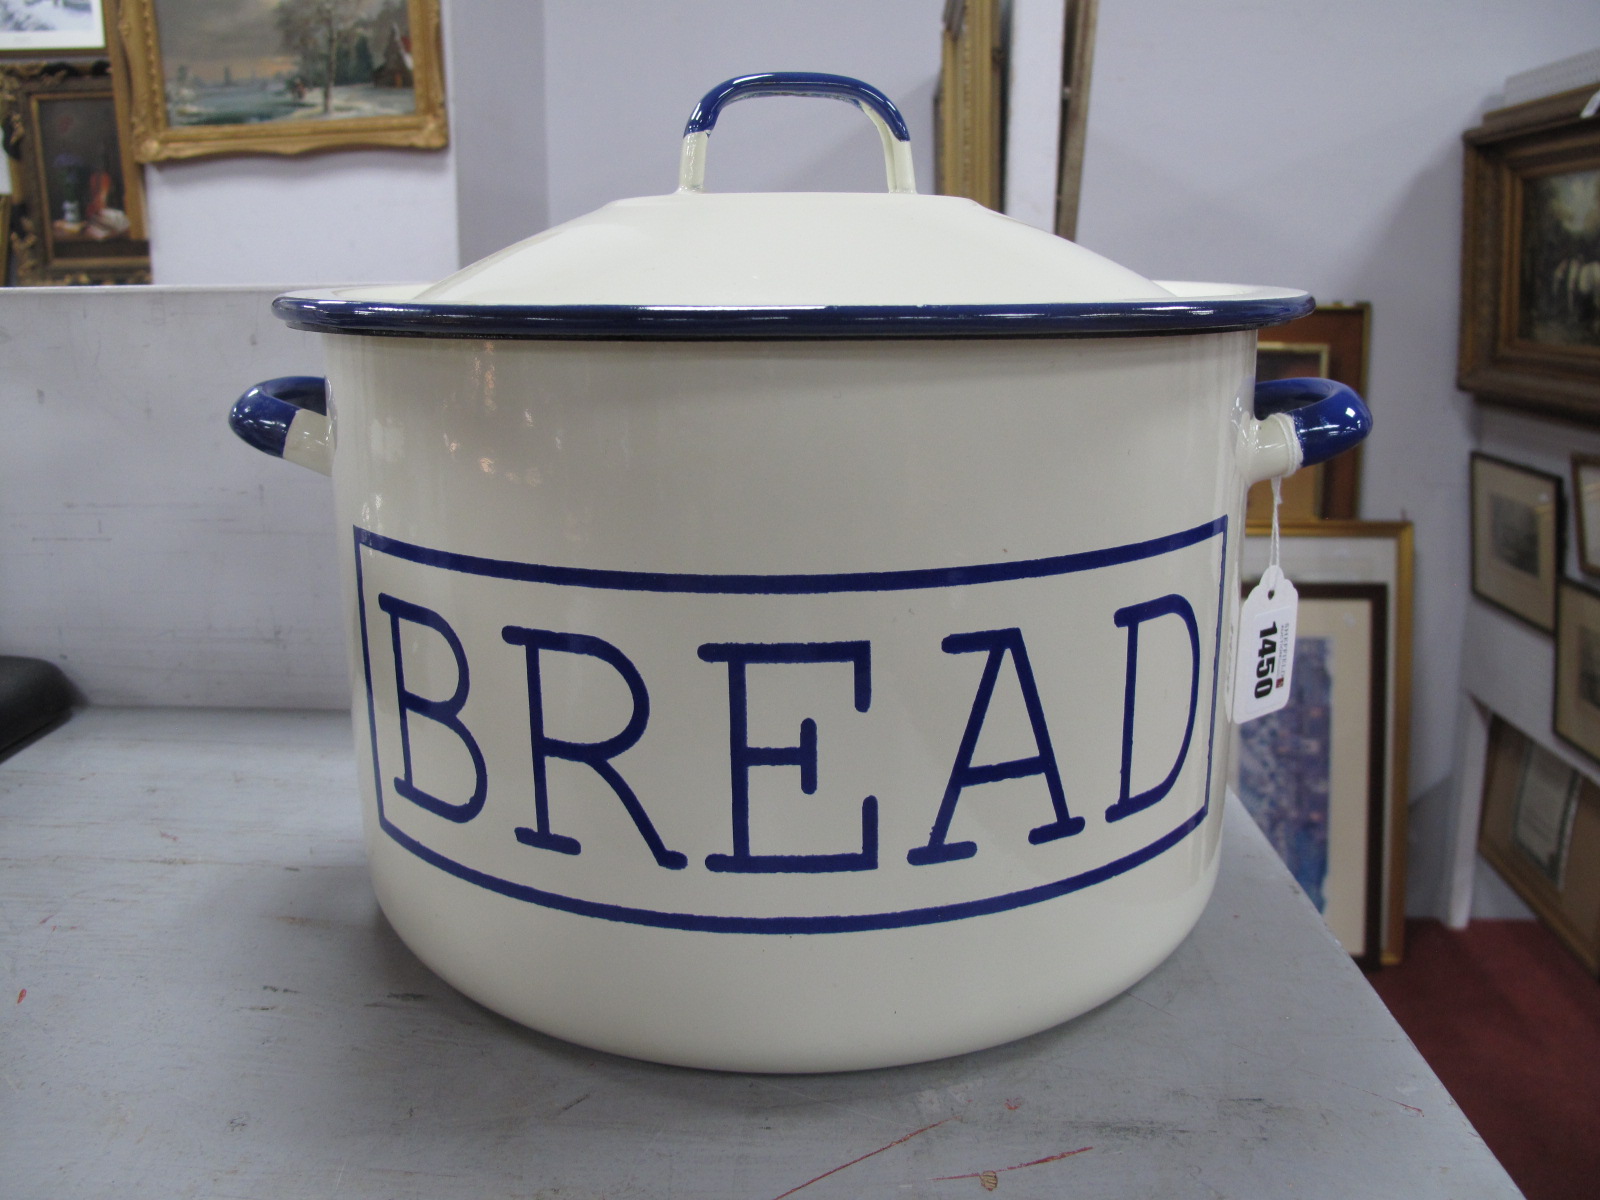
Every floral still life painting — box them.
[1,60,149,283]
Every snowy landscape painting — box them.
[120,0,445,158]
[0,0,105,53]
[152,0,416,127]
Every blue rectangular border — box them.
[354,517,1229,934]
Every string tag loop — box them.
[1233,476,1298,723]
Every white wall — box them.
[1075,0,1600,916]
[1004,0,1068,233]
[541,0,942,224]
[144,148,459,285]
[450,0,547,265]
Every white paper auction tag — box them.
[1233,564,1298,723]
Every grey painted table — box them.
[1,708,1517,1199]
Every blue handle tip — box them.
[1254,377,1372,468]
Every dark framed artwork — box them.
[0,59,148,284]
[0,0,106,57]
[1460,86,1600,423]
[1572,453,1600,576]
[1555,577,1600,766]
[1479,715,1600,973]
[117,0,447,161]
[1235,582,1389,966]
[1246,303,1371,525]
[1470,452,1563,632]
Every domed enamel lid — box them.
[275,73,1312,339]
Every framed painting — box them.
[1242,519,1414,964]
[1235,583,1388,965]
[1555,577,1600,765]
[1479,715,1600,973]
[1572,453,1600,577]
[0,0,106,57]
[117,0,447,161]
[0,192,11,283]
[0,59,149,284]
[1245,302,1371,525]
[1470,452,1562,632]
[1460,86,1600,423]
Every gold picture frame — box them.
[1479,715,1600,973]
[1470,452,1563,633]
[0,59,149,285]
[937,0,1100,234]
[1459,85,1600,423]
[116,0,447,162]
[936,0,1004,209]
[1242,519,1415,965]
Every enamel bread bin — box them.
[230,74,1371,1072]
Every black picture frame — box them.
[1470,452,1564,632]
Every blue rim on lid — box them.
[271,291,1317,341]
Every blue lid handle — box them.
[677,72,916,194]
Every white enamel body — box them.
[319,328,1280,1072]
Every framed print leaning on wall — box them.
[1572,453,1600,577]
[1235,582,1388,966]
[117,0,447,161]
[1460,85,1600,423]
[0,59,149,284]
[1555,577,1600,765]
[1479,715,1600,973]
[1242,519,1414,965]
[1470,452,1562,632]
